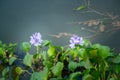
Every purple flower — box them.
[30,32,43,46]
[69,35,84,48]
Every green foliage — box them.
[15,67,24,75]
[20,42,31,53]
[42,40,51,46]
[9,57,17,65]
[68,61,78,72]
[2,67,9,77]
[47,45,56,58]
[51,62,64,77]
[91,44,112,59]
[1,35,120,80]
[23,53,33,67]
[69,72,81,80]
[82,74,94,80]
[30,67,48,80]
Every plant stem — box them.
[24,70,32,75]
[36,46,39,54]
[30,67,34,73]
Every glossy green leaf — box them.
[20,42,31,53]
[15,67,23,75]
[42,40,50,46]
[2,67,9,77]
[51,62,64,77]
[69,72,81,80]
[9,57,17,65]
[78,48,86,58]
[41,51,47,60]
[43,60,53,69]
[82,74,94,80]
[89,49,98,58]
[68,61,78,72]
[47,45,56,58]
[114,64,120,74]
[91,44,112,59]
[83,58,92,69]
[30,67,48,80]
[23,53,33,67]
[113,55,120,63]
[0,48,5,56]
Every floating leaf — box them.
[9,57,17,65]
[30,67,48,80]
[76,5,86,11]
[23,53,33,67]
[51,62,64,77]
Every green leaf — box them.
[76,5,86,11]
[42,40,50,46]
[51,62,64,77]
[69,72,81,80]
[114,64,120,74]
[43,60,53,69]
[0,78,5,80]
[0,48,5,56]
[78,48,86,59]
[9,57,17,65]
[81,58,92,69]
[15,67,23,75]
[30,67,48,80]
[47,45,56,58]
[23,53,33,67]
[91,44,112,59]
[84,39,90,47]
[82,74,94,80]
[68,61,78,72]
[2,67,9,77]
[113,55,120,63]
[41,51,47,60]
[20,42,31,53]
[109,78,116,80]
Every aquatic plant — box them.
[0,32,120,80]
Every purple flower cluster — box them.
[69,35,84,48]
[30,32,43,46]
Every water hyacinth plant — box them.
[0,32,120,80]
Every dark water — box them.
[0,0,120,52]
